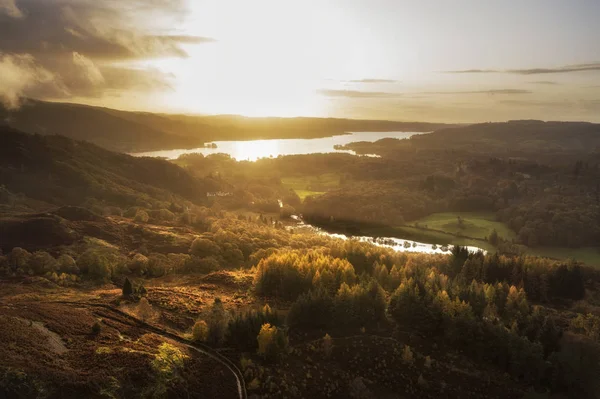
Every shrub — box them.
[147,254,168,277]
[57,254,78,274]
[257,323,288,362]
[77,249,114,280]
[190,237,221,258]
[28,251,58,275]
[402,345,414,365]
[92,321,102,335]
[134,210,150,223]
[128,253,149,276]
[152,343,187,382]
[192,320,209,342]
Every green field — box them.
[526,247,600,268]
[410,212,517,241]
[281,173,340,200]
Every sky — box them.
[1,0,599,122]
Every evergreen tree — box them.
[122,277,133,297]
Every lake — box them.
[132,131,423,161]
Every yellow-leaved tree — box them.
[257,323,288,362]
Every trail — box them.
[52,301,247,399]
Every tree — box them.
[122,277,133,297]
[322,333,333,359]
[8,247,31,271]
[207,298,229,345]
[77,249,113,280]
[257,323,288,362]
[137,297,152,322]
[192,320,209,342]
[189,237,221,258]
[402,345,414,365]
[28,251,58,275]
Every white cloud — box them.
[0,53,55,109]
[72,52,105,85]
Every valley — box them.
[1,120,600,398]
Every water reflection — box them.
[132,131,423,160]
[290,215,486,255]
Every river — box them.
[132,131,423,161]
[289,215,486,255]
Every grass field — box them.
[526,247,600,268]
[410,212,516,241]
[281,173,340,200]
[380,212,599,265]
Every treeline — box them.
[249,245,596,397]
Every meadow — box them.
[281,173,340,199]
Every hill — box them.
[0,127,223,211]
[342,120,600,159]
[0,99,455,152]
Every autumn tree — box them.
[257,323,288,362]
[192,320,209,342]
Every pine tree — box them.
[122,277,133,297]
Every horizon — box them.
[1,0,600,123]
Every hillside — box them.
[0,101,205,152]
[342,120,600,159]
[0,127,223,211]
[0,100,455,152]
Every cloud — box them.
[347,79,399,84]
[444,63,600,75]
[529,81,559,85]
[425,89,532,95]
[444,69,497,74]
[0,0,23,18]
[0,53,60,109]
[72,52,105,86]
[0,0,215,61]
[0,0,211,106]
[317,89,402,98]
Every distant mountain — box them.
[0,127,223,210]
[1,99,456,153]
